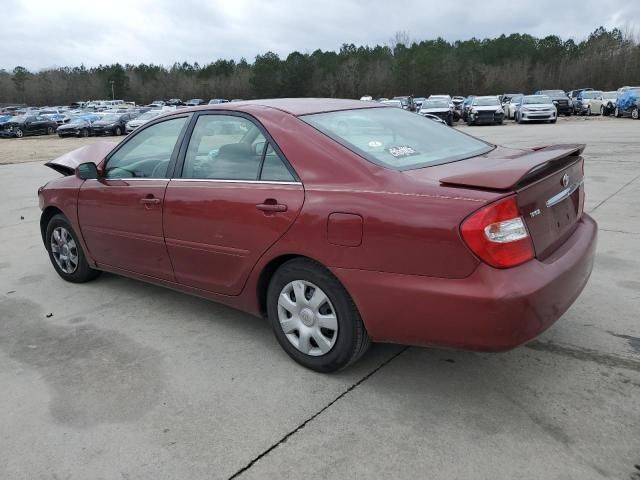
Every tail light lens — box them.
[461,196,534,268]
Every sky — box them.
[1,0,637,70]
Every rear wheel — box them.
[45,214,101,283]
[15,128,23,138]
[82,128,89,137]
[632,107,639,120]
[587,106,592,116]
[114,126,122,135]
[46,126,54,135]
[267,258,370,372]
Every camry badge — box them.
[561,173,569,188]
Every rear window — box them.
[302,107,493,170]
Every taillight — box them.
[461,196,534,269]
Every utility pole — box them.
[110,80,115,100]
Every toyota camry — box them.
[38,99,597,372]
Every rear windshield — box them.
[302,107,493,170]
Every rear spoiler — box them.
[439,144,585,191]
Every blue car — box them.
[615,88,640,119]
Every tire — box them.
[615,107,621,118]
[46,126,54,135]
[15,128,23,138]
[45,214,101,283]
[586,106,591,116]
[632,107,639,120]
[550,119,557,124]
[517,114,523,124]
[58,134,63,138]
[600,106,605,116]
[82,128,89,137]
[267,258,370,372]
[447,117,453,127]
[114,126,122,136]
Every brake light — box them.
[461,196,534,268]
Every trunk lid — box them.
[438,144,586,260]
[45,142,116,176]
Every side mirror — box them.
[76,162,98,180]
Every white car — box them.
[418,98,454,125]
[125,110,164,133]
[514,95,557,123]
[502,94,523,120]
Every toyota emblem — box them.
[561,173,569,188]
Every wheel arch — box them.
[40,206,64,243]
[256,254,327,317]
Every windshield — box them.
[473,97,500,106]
[421,99,449,108]
[10,115,27,122]
[539,90,565,97]
[68,118,87,125]
[101,114,121,122]
[302,107,493,170]
[523,95,551,105]
[603,91,617,99]
[582,91,601,99]
[136,111,161,121]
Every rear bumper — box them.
[332,214,597,351]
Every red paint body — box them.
[39,99,597,351]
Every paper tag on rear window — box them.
[387,146,418,158]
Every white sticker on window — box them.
[387,146,418,158]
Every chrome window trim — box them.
[169,178,302,185]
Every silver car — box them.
[514,95,558,124]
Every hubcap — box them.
[50,227,78,274]
[277,280,338,356]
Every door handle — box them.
[140,197,161,205]
[256,202,287,213]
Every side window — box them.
[260,144,295,182]
[105,117,187,179]
[182,115,265,180]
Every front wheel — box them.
[114,126,122,136]
[632,107,639,120]
[615,107,622,118]
[15,128,23,138]
[267,258,370,372]
[586,106,591,116]
[45,214,101,283]
[46,126,54,135]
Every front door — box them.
[163,113,304,295]
[77,115,189,280]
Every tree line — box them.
[0,27,638,106]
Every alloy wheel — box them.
[632,108,639,120]
[277,280,338,356]
[15,128,23,138]
[50,226,79,274]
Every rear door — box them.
[163,112,304,295]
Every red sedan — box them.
[39,99,597,372]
